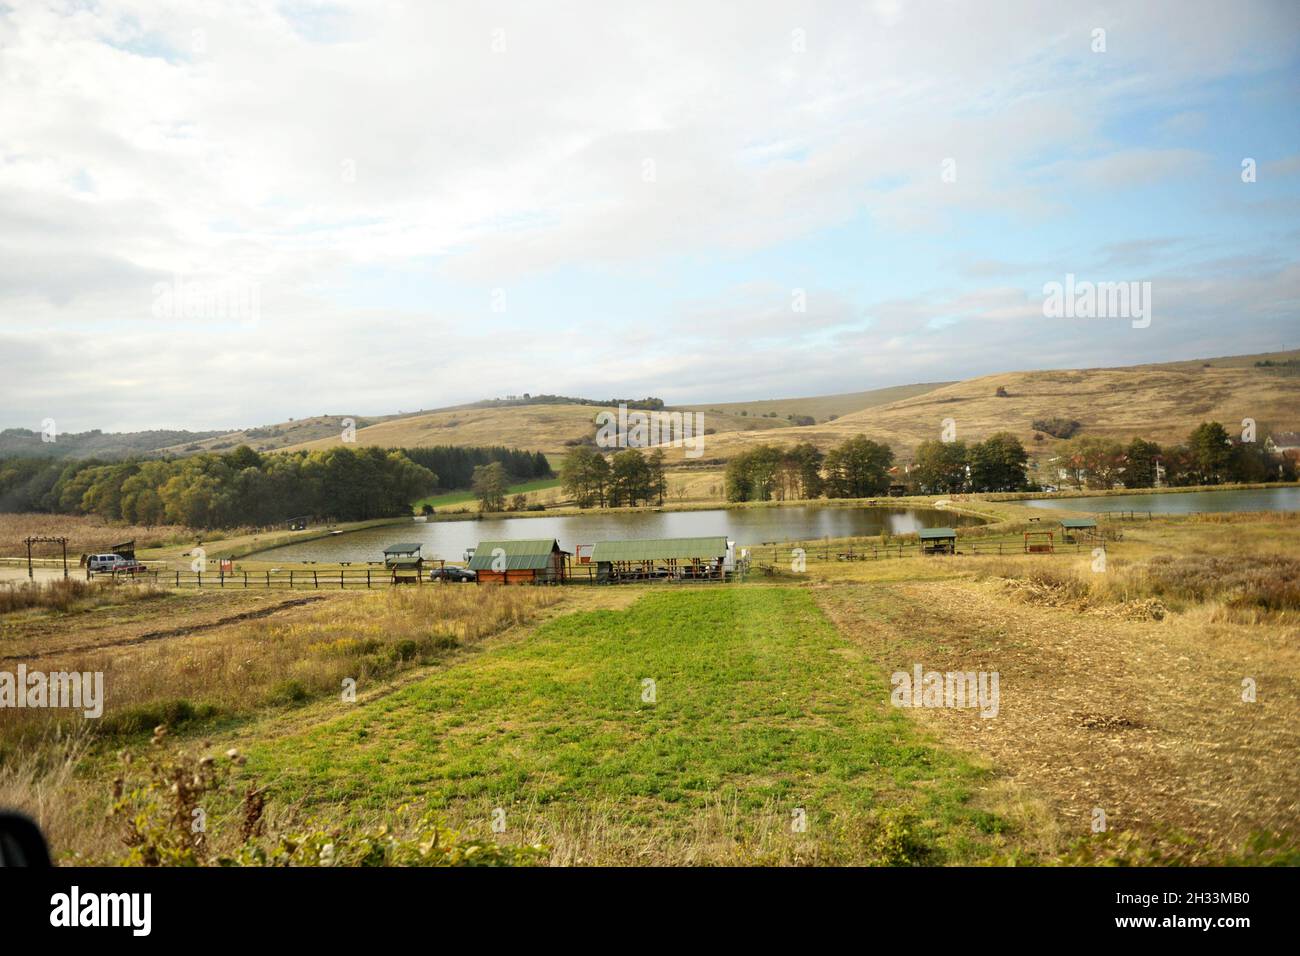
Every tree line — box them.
[0,445,441,529]
[1054,422,1295,490]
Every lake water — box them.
[251,505,979,564]
[1023,486,1300,515]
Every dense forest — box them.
[403,446,551,488]
[0,442,550,528]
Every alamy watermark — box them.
[1042,274,1151,329]
[596,404,705,459]
[151,272,261,327]
[1,666,104,718]
[890,664,999,718]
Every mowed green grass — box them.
[412,478,561,510]
[242,588,1014,864]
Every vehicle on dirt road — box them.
[86,553,147,575]
[429,566,476,583]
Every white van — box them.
[87,553,143,574]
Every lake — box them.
[251,505,979,564]
[1023,486,1300,515]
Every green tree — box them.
[1187,422,1233,484]
[968,433,1028,492]
[609,449,652,507]
[911,440,967,494]
[1124,438,1162,488]
[824,436,894,498]
[560,446,610,507]
[472,461,509,512]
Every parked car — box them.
[429,566,476,583]
[86,553,147,575]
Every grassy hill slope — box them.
[679,381,952,423]
[671,357,1300,462]
[281,403,788,457]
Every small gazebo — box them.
[383,542,424,584]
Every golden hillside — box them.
[282,403,788,457]
[667,361,1300,462]
[678,381,952,423]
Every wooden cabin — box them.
[468,539,567,585]
[590,537,731,582]
[1059,518,1097,544]
[919,527,957,555]
[383,542,424,584]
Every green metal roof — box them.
[467,539,563,571]
[590,537,729,563]
[1059,518,1097,528]
[383,542,423,554]
[918,527,957,539]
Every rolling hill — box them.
[279,402,791,458]
[678,382,953,423]
[668,353,1300,463]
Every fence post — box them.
[340,570,345,589]
[244,571,248,588]
[197,572,202,588]
[175,571,179,587]
[313,570,318,589]
[290,570,294,588]
[367,569,371,588]
[219,571,224,588]
[266,572,270,588]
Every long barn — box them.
[589,537,732,582]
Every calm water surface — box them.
[253,505,980,563]
[1023,486,1300,515]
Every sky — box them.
[1,0,1298,433]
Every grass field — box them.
[1,508,1296,866]
[413,478,562,511]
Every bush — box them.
[1031,417,1082,439]
[109,746,545,867]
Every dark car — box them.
[429,566,476,583]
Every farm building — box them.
[919,527,957,555]
[1059,518,1097,543]
[468,539,568,585]
[383,542,424,583]
[589,537,733,582]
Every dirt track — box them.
[817,579,1300,857]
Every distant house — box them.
[468,539,567,584]
[1265,432,1300,456]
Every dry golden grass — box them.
[0,585,563,747]
[678,381,951,423]
[0,513,194,558]
[662,362,1300,461]
[282,402,787,457]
